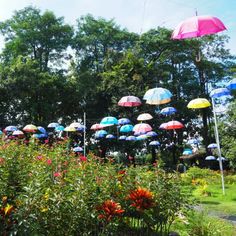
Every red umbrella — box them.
[172,15,226,40]
[164,121,184,130]
[118,96,142,107]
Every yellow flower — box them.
[43,193,49,201]
[4,204,14,215]
[40,207,48,212]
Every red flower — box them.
[46,159,52,165]
[37,155,43,160]
[53,172,62,177]
[127,187,154,211]
[80,156,87,162]
[97,200,124,222]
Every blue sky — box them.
[0,0,235,54]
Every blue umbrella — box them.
[33,133,48,139]
[126,136,137,141]
[0,130,3,135]
[76,124,86,131]
[38,126,47,134]
[205,155,216,160]
[227,78,236,90]
[73,146,83,152]
[55,125,65,132]
[118,135,127,140]
[118,118,131,125]
[48,122,59,128]
[208,143,217,149]
[106,134,116,139]
[210,88,231,98]
[183,149,193,155]
[160,107,177,115]
[100,116,118,125]
[187,139,199,145]
[136,135,148,140]
[5,126,18,132]
[149,141,160,146]
[146,131,158,137]
[120,124,134,133]
[95,130,108,138]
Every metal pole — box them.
[211,98,225,195]
[83,112,86,157]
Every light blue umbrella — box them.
[146,131,158,137]
[136,135,148,140]
[38,126,47,134]
[95,130,107,138]
[160,107,177,115]
[227,78,236,90]
[33,133,48,139]
[126,136,137,141]
[205,155,216,160]
[149,141,160,146]
[55,125,65,132]
[210,88,231,98]
[106,134,116,139]
[76,124,86,131]
[183,149,193,155]
[120,124,134,133]
[5,126,18,132]
[100,116,118,125]
[208,143,217,149]
[118,135,127,140]
[48,122,59,128]
[73,146,83,152]
[0,130,3,135]
[118,118,131,125]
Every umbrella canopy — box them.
[118,95,142,107]
[33,133,48,139]
[217,157,226,161]
[227,78,236,90]
[118,118,131,125]
[164,121,184,130]
[38,126,47,134]
[187,139,199,145]
[137,113,153,121]
[159,123,168,129]
[73,146,83,152]
[133,123,152,134]
[55,125,65,132]
[126,136,137,141]
[64,126,76,132]
[183,149,193,155]
[106,134,116,139]
[160,107,177,115]
[205,155,216,161]
[90,123,106,130]
[120,124,134,133]
[100,116,118,125]
[95,130,108,138]
[149,141,160,146]
[208,143,218,149]
[23,124,37,132]
[172,15,226,40]
[143,87,172,105]
[210,88,231,98]
[187,98,211,109]
[47,122,59,128]
[5,126,18,132]
[136,134,148,140]
[146,131,158,137]
[12,130,24,136]
[118,135,127,140]
[69,122,85,130]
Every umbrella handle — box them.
[195,50,201,62]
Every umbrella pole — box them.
[211,98,225,195]
[83,112,86,157]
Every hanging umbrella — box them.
[143,87,172,105]
[171,15,226,40]
[120,124,134,133]
[69,122,85,131]
[106,134,116,139]
[47,122,59,128]
[146,131,158,137]
[210,88,231,98]
[118,118,131,125]
[33,133,48,139]
[5,126,18,132]
[187,139,199,145]
[23,124,38,133]
[12,130,24,136]
[187,98,211,109]
[95,130,108,139]
[164,121,184,130]
[55,125,65,132]
[149,141,160,146]
[118,135,127,140]
[159,123,168,129]
[100,116,118,125]
[118,95,142,107]
[136,134,148,140]
[38,126,47,134]
[73,146,83,152]
[205,156,216,161]
[183,149,193,155]
[217,157,226,161]
[160,107,177,115]
[64,126,76,132]
[133,123,152,134]
[208,143,218,149]
[90,123,106,130]
[126,136,137,141]
[227,78,236,90]
[137,113,153,121]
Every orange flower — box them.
[97,200,124,222]
[127,187,154,211]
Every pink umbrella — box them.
[172,15,226,40]
[133,123,152,134]
[159,123,168,129]
[163,121,184,130]
[118,96,142,107]
[90,123,107,130]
